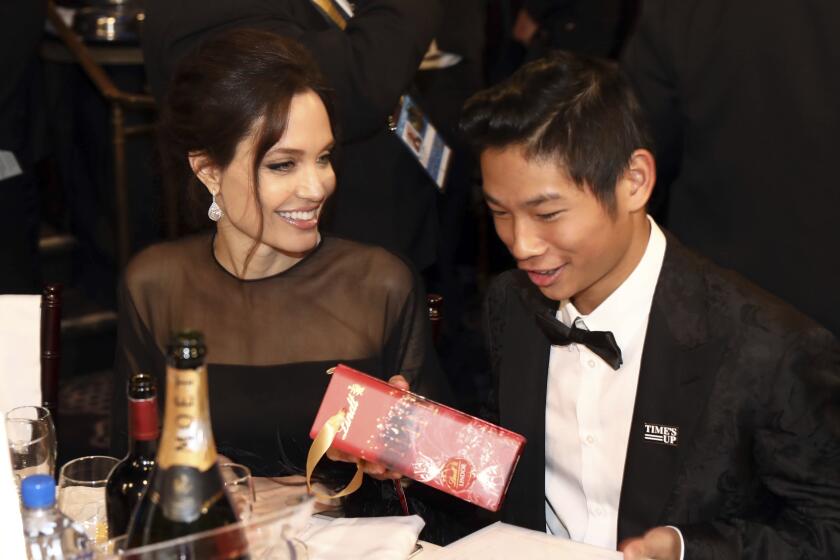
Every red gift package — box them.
[309,364,526,511]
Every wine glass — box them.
[58,455,119,545]
[221,462,256,520]
[5,405,57,486]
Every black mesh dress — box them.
[111,233,450,476]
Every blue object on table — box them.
[21,474,56,509]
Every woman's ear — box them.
[620,149,656,212]
[188,152,222,196]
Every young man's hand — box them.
[325,375,409,480]
[619,526,682,560]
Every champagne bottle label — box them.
[157,366,218,471]
[154,467,226,523]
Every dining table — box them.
[251,474,441,558]
[249,476,623,560]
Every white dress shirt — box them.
[545,217,667,550]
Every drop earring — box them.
[208,194,223,221]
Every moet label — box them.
[157,366,218,471]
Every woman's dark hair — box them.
[158,28,337,262]
[460,51,651,212]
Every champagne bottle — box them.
[106,373,159,539]
[125,331,248,558]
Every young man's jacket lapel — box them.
[617,233,726,541]
[484,270,551,531]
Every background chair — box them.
[427,293,443,346]
[0,284,62,417]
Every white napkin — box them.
[425,522,623,560]
[0,295,41,414]
[301,515,425,560]
[0,419,28,559]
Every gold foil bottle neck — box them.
[156,365,218,471]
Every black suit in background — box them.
[484,233,840,559]
[0,0,44,293]
[521,0,625,59]
[621,0,840,336]
[141,0,442,271]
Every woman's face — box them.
[207,89,336,258]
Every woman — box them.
[111,29,448,479]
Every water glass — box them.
[221,462,256,520]
[5,405,57,485]
[58,455,119,545]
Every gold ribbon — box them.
[311,0,348,30]
[305,410,364,499]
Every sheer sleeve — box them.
[381,257,453,406]
[110,274,166,458]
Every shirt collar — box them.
[558,216,667,356]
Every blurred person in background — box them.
[0,1,45,293]
[512,0,627,61]
[622,0,840,337]
[414,0,490,412]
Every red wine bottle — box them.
[125,331,248,558]
[106,373,159,539]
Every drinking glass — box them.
[58,455,119,545]
[5,405,57,485]
[221,462,256,520]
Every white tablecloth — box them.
[252,478,621,559]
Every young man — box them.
[461,53,840,559]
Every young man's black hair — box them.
[461,52,652,212]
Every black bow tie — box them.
[534,312,623,370]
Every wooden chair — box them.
[427,293,443,346]
[0,284,62,417]
[44,1,159,267]
[40,284,62,423]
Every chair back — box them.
[0,294,41,414]
[40,284,62,421]
[427,293,443,346]
[0,284,62,415]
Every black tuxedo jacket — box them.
[141,0,441,270]
[484,234,840,559]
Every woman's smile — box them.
[275,206,321,229]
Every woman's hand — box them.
[324,374,409,480]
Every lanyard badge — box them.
[390,96,451,191]
[311,0,452,191]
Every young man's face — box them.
[481,145,648,312]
